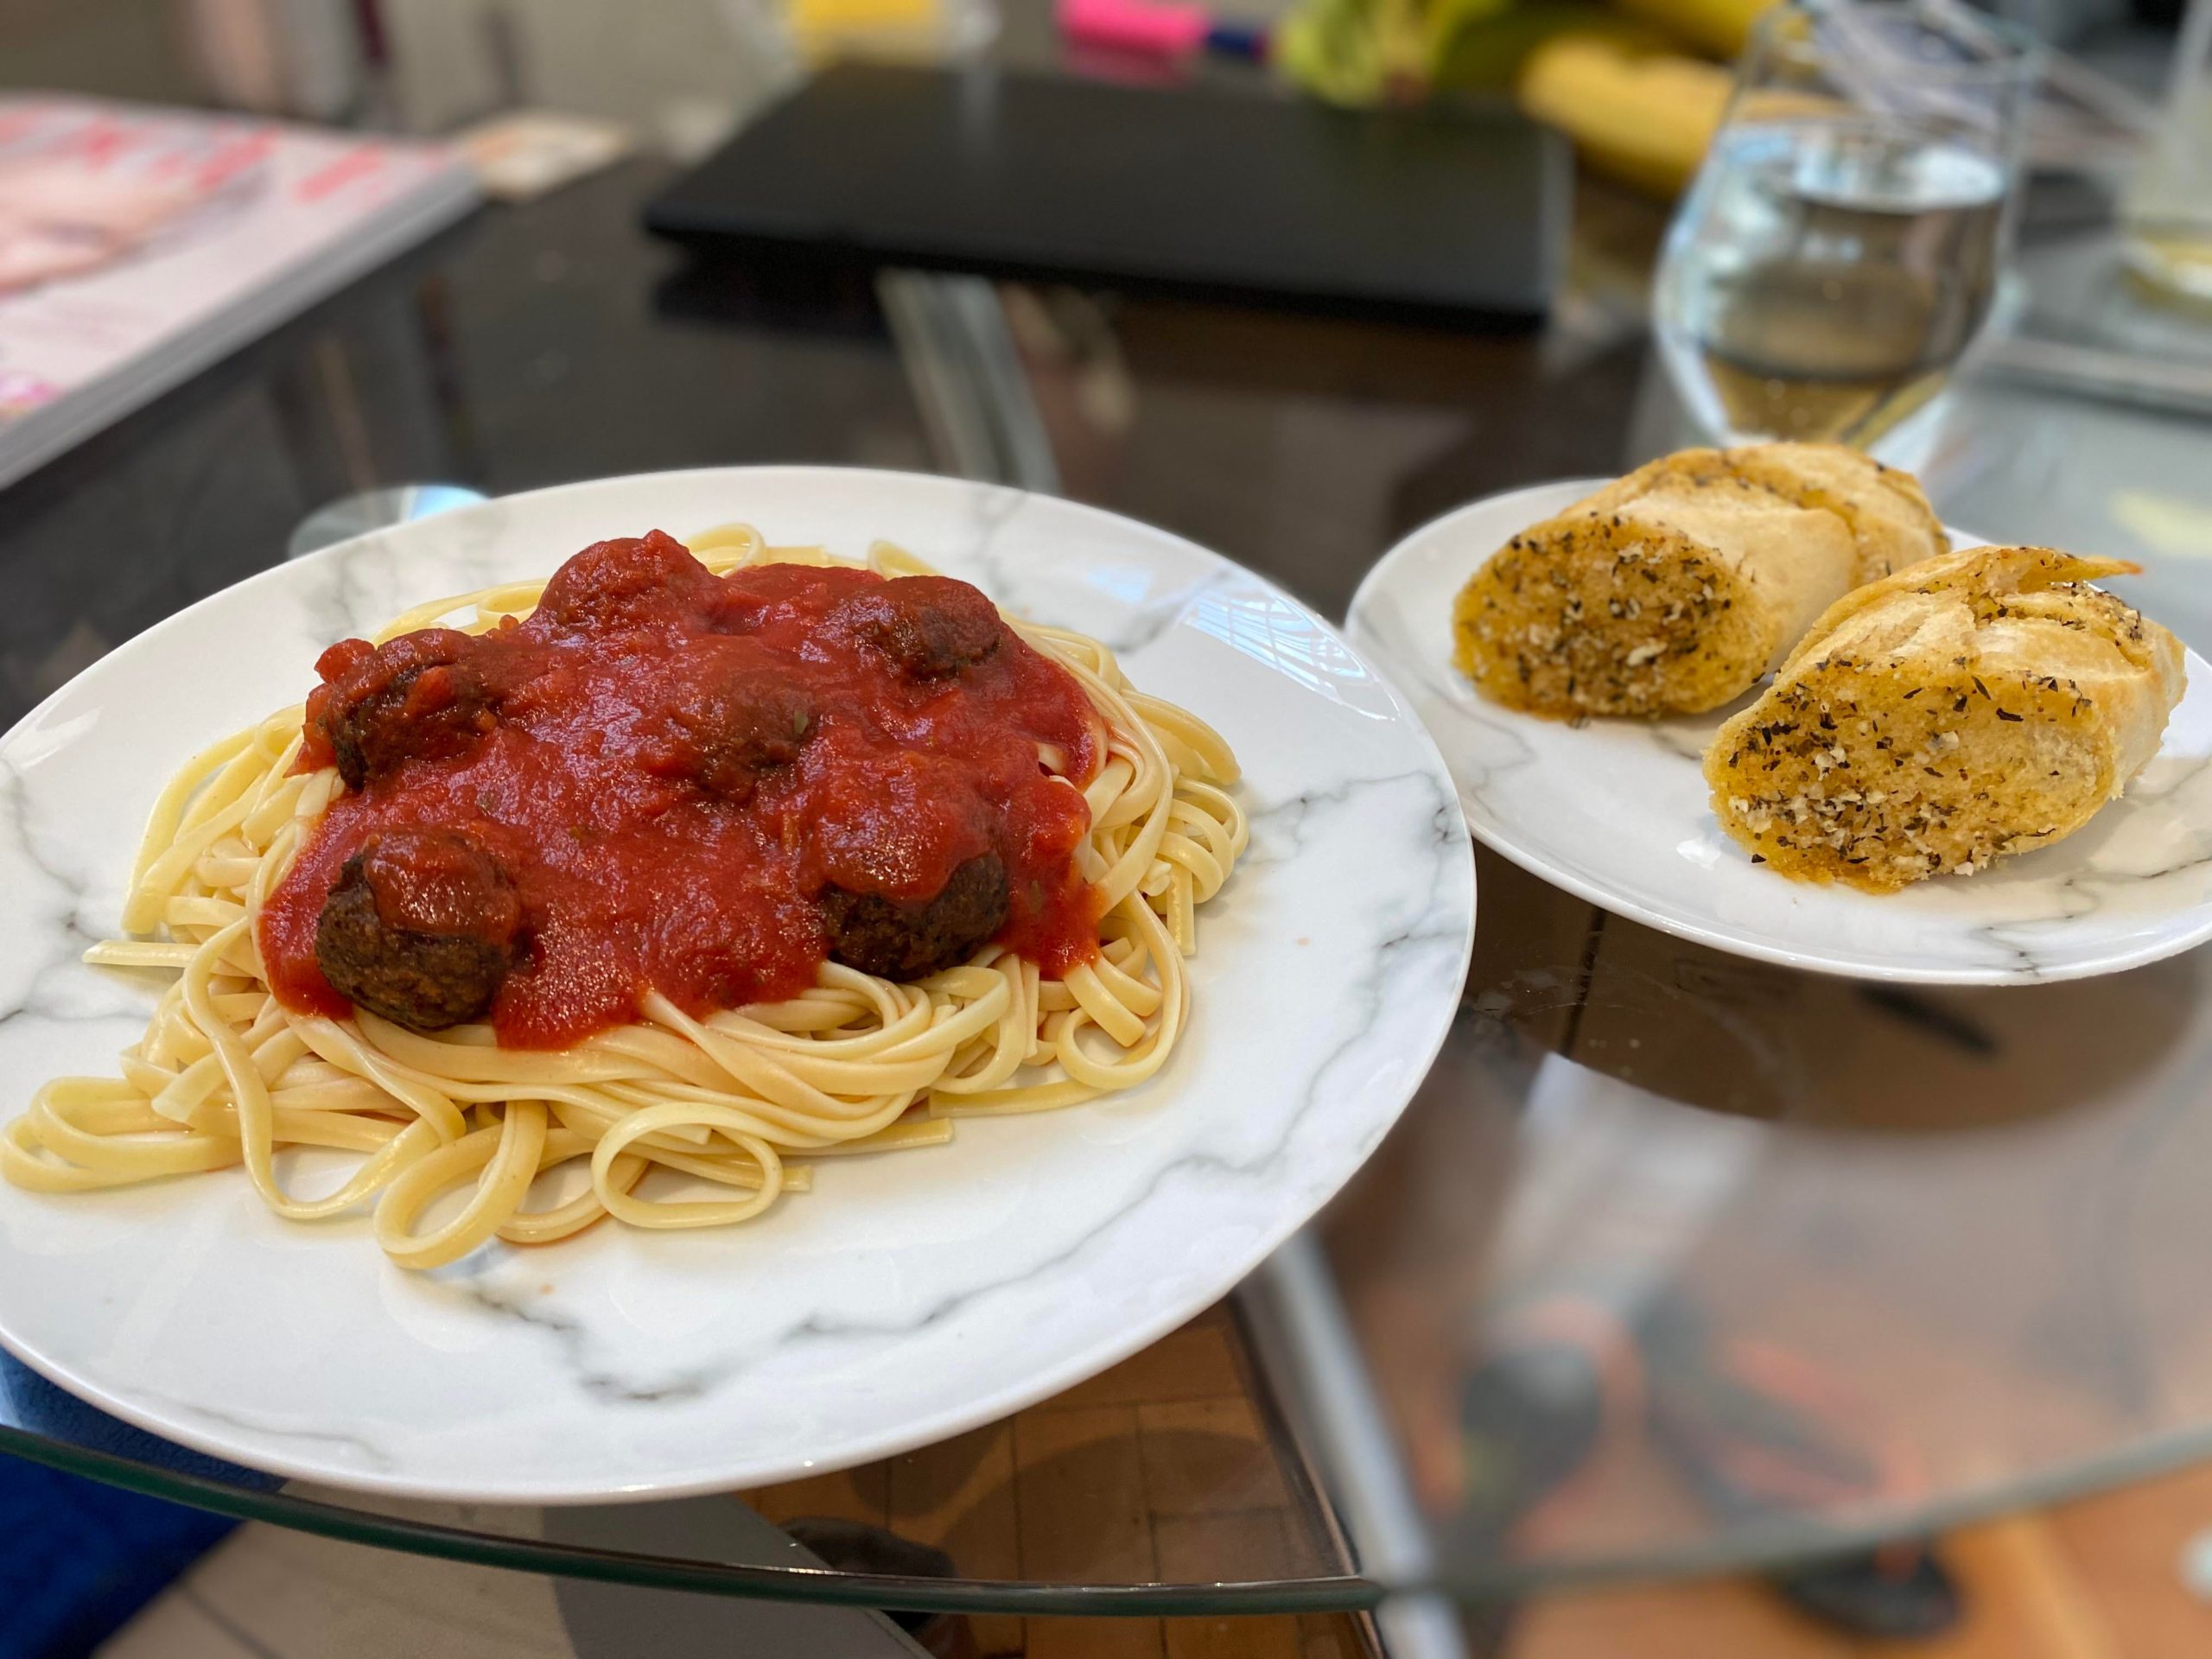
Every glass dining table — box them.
[6,143,2212,1656]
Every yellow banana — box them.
[1611,0,1774,57]
[1516,33,1732,196]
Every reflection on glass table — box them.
[1276,848,2212,1605]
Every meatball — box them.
[819,853,1008,979]
[315,828,524,1032]
[641,662,816,804]
[532,530,718,634]
[309,629,495,791]
[835,575,1003,680]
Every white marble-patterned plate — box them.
[0,468,1473,1503]
[1348,480,2212,984]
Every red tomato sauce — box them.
[258,533,1103,1048]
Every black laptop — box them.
[645,63,1570,326]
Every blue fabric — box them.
[0,1353,280,1659]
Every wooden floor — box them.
[918,1454,2212,1658]
[742,1303,1373,1659]
[1508,1458,2212,1659]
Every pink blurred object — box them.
[0,160,209,294]
[1057,0,1212,58]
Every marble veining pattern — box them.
[0,468,1475,1501]
[1350,480,2212,985]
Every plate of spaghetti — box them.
[0,467,1472,1501]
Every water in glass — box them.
[1656,119,2007,447]
[1653,0,2034,449]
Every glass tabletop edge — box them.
[0,1424,1385,1616]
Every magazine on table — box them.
[0,94,479,490]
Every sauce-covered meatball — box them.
[308,629,496,791]
[835,575,1003,680]
[818,852,1008,979]
[315,827,524,1031]
[531,530,719,634]
[639,659,816,805]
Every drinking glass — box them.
[1652,0,2038,449]
[2121,0,2212,302]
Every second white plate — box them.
[1348,480,2212,984]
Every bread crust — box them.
[1452,442,1939,718]
[1703,442,1948,582]
[1705,545,2185,891]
